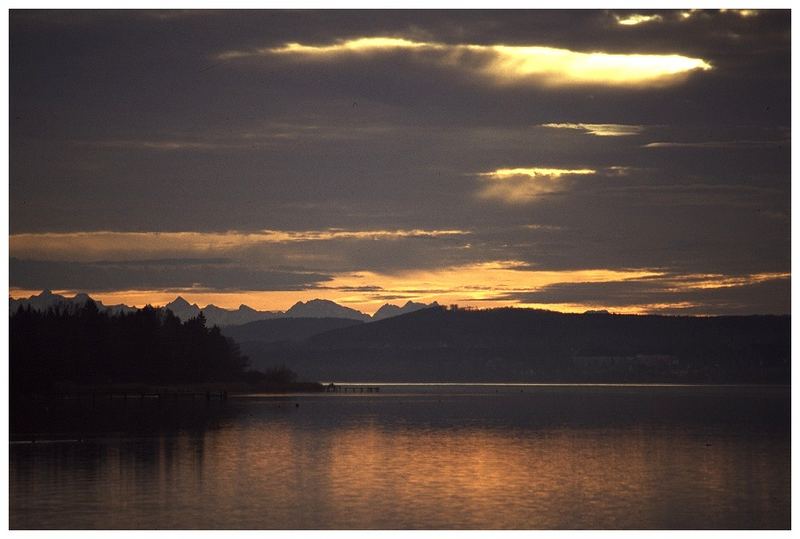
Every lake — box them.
[9,384,790,529]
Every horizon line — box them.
[8,288,791,319]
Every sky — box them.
[8,9,791,315]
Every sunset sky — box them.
[9,9,790,315]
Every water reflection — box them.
[10,386,790,529]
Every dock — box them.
[325,384,380,393]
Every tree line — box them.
[11,300,260,396]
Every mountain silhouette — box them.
[372,300,439,321]
[285,299,370,321]
[164,296,201,319]
[11,290,437,327]
[201,304,280,326]
[10,289,135,316]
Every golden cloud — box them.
[477,167,596,203]
[541,123,645,137]
[668,272,790,290]
[614,14,664,26]
[216,37,712,88]
[9,229,470,261]
[720,9,758,17]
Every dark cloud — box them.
[495,275,790,316]
[90,257,234,266]
[9,10,790,314]
[9,257,332,292]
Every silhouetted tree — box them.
[10,302,251,396]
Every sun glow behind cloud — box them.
[541,123,644,137]
[720,9,758,18]
[10,262,663,314]
[481,168,597,179]
[615,14,664,26]
[10,227,789,315]
[217,37,712,87]
[11,266,788,316]
[477,167,596,203]
[667,272,790,290]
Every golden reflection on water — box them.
[273,424,784,529]
[10,393,790,529]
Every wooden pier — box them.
[325,384,380,393]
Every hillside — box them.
[221,317,363,345]
[254,307,790,383]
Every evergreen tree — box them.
[10,302,252,395]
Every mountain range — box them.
[9,289,137,316]
[9,290,438,326]
[9,290,790,385]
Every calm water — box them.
[10,384,790,529]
